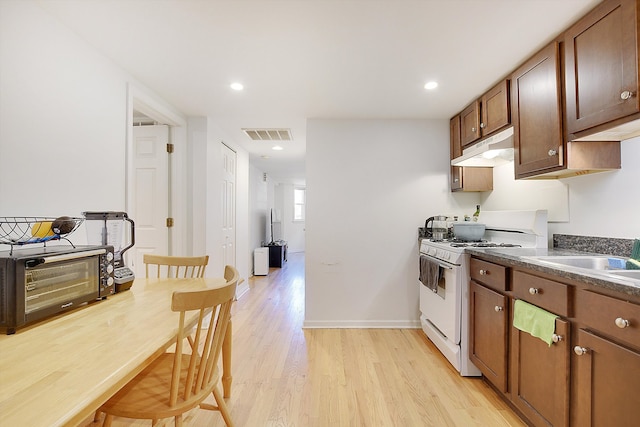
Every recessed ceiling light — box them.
[272,145,284,151]
[424,81,438,90]
[230,82,244,91]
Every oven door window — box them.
[25,258,99,314]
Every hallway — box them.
[95,252,524,426]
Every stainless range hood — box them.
[451,126,514,167]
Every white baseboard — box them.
[302,319,421,329]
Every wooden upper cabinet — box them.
[481,80,510,135]
[512,42,565,178]
[450,116,463,191]
[461,80,510,147]
[450,115,493,192]
[564,0,640,136]
[461,100,481,146]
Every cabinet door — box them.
[573,329,640,427]
[481,80,510,135]
[511,42,564,179]
[469,281,508,392]
[450,115,463,191]
[461,100,481,146]
[511,317,570,427]
[565,0,640,135]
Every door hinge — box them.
[166,217,174,228]
[166,143,174,153]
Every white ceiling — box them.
[38,0,600,184]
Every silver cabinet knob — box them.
[621,90,634,100]
[471,127,477,132]
[480,122,486,129]
[615,317,630,328]
[479,269,488,275]
[494,306,503,312]
[529,287,539,295]
[454,178,459,183]
[548,149,557,156]
[574,346,589,356]
[552,334,563,343]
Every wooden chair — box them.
[97,268,238,427]
[143,254,209,278]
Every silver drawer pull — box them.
[621,90,635,100]
[494,306,503,312]
[548,149,557,156]
[479,269,488,276]
[552,334,563,343]
[615,317,630,329]
[529,287,539,295]
[574,346,588,356]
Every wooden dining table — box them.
[0,277,232,427]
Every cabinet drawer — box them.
[470,258,507,291]
[512,270,570,317]
[576,290,640,349]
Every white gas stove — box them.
[418,210,548,376]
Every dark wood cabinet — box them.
[564,0,640,137]
[511,270,571,427]
[481,80,510,136]
[511,42,564,179]
[573,329,640,427]
[511,318,570,427]
[460,80,510,148]
[469,281,509,392]
[573,289,640,426]
[460,100,481,146]
[450,116,493,192]
[511,41,622,179]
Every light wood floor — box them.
[89,252,525,426]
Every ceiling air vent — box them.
[242,128,292,141]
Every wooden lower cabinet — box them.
[469,280,508,392]
[573,329,640,427]
[511,317,570,427]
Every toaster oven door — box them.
[24,256,101,320]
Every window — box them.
[294,188,305,221]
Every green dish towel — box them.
[513,300,558,347]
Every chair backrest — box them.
[169,266,238,407]
[143,254,209,278]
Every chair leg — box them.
[175,414,183,427]
[102,414,113,427]
[212,386,234,427]
[93,410,101,422]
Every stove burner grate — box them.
[450,242,522,248]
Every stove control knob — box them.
[443,252,450,261]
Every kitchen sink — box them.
[526,255,623,271]
[606,270,640,280]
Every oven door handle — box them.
[420,254,456,270]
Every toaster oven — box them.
[0,245,115,334]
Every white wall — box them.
[0,0,129,224]
[482,137,640,240]
[0,3,252,294]
[305,119,479,327]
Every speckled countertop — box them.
[465,246,640,298]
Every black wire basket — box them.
[0,216,84,252]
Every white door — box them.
[221,144,236,267]
[130,125,170,277]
